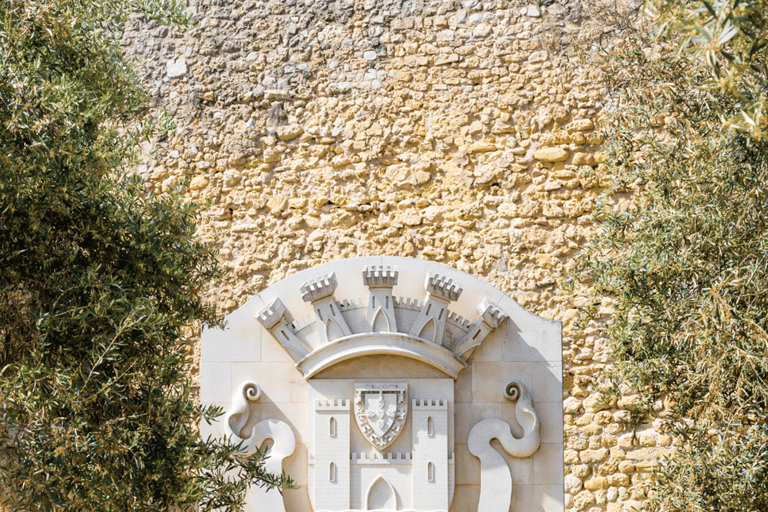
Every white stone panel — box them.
[199,256,564,512]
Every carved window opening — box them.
[317,308,323,321]
[329,461,337,483]
[385,295,389,308]
[438,308,444,320]
[426,303,432,315]
[330,416,337,438]
[427,416,434,437]
[427,461,435,483]
[330,303,336,316]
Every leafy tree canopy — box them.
[571,0,768,510]
[0,1,290,510]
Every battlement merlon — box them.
[300,272,338,302]
[479,298,508,329]
[256,297,292,330]
[256,298,311,362]
[351,452,413,463]
[362,265,399,287]
[425,273,463,302]
[450,299,508,359]
[412,398,449,410]
[315,399,351,411]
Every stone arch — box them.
[371,308,390,332]
[365,475,397,510]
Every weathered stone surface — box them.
[165,57,187,78]
[276,124,303,141]
[580,449,610,463]
[188,175,209,190]
[267,194,288,212]
[117,0,661,509]
[568,119,595,132]
[534,147,570,162]
[585,476,608,491]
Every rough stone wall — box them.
[121,1,668,511]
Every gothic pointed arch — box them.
[365,475,397,510]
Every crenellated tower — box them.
[411,399,451,511]
[311,399,351,511]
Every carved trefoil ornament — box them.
[354,383,407,449]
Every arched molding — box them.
[297,332,467,379]
[255,257,511,380]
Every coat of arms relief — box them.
[201,257,564,512]
[354,383,408,450]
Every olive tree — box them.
[0,1,289,510]
[570,0,768,509]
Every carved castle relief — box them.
[201,257,564,512]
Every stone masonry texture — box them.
[119,1,669,511]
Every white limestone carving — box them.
[256,298,311,361]
[225,381,296,512]
[468,381,541,512]
[296,331,468,379]
[354,383,407,450]
[301,272,354,344]
[203,257,564,512]
[451,298,509,358]
[225,380,262,440]
[311,399,351,511]
[309,379,455,512]
[363,265,399,333]
[408,273,462,344]
[255,266,508,379]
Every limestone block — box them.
[267,194,288,212]
[567,437,588,451]
[617,433,635,449]
[567,119,595,132]
[572,465,590,478]
[277,124,304,141]
[534,147,569,162]
[618,461,635,473]
[563,396,583,414]
[598,461,618,475]
[639,432,656,447]
[564,450,580,464]
[611,448,627,460]
[573,490,596,510]
[166,57,187,78]
[564,474,583,494]
[579,449,609,463]
[573,152,597,166]
[189,175,209,190]
[584,476,608,491]
[609,473,630,487]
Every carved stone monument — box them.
[201,256,563,512]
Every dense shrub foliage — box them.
[0,1,289,510]
[572,0,768,510]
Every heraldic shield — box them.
[354,383,407,450]
[200,257,565,512]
